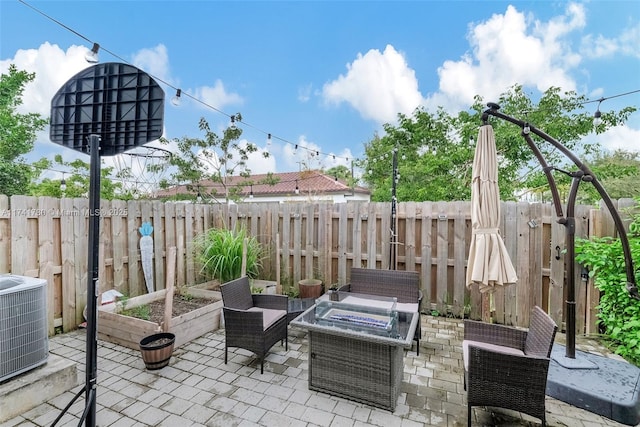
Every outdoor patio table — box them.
[290,292,418,411]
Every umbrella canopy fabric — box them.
[466,124,518,293]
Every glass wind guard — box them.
[313,294,399,338]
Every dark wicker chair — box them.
[220,276,288,374]
[338,267,422,354]
[463,306,558,426]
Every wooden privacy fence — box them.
[0,195,635,336]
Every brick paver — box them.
[3,316,636,426]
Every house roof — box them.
[155,170,370,199]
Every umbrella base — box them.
[547,344,640,426]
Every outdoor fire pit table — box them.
[287,297,315,324]
[290,292,418,411]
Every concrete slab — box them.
[0,354,78,422]
[547,344,640,426]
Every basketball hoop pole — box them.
[84,134,100,426]
[50,135,100,427]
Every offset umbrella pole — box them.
[389,147,398,270]
[482,103,639,359]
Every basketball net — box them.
[111,146,172,199]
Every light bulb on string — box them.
[523,122,531,135]
[267,134,272,146]
[85,43,100,63]
[171,89,182,106]
[593,100,603,127]
[229,115,237,129]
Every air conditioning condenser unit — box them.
[0,275,48,382]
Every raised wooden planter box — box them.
[98,288,223,350]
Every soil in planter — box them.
[144,336,174,347]
[121,294,217,324]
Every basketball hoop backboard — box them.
[50,62,164,156]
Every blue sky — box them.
[1,0,639,183]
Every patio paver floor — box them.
[2,315,635,427]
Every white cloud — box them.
[298,83,312,102]
[191,80,243,110]
[280,136,325,171]
[581,23,640,59]
[432,3,585,110]
[597,125,640,152]
[0,42,92,116]
[320,3,591,123]
[322,45,423,124]
[131,44,173,84]
[244,140,277,175]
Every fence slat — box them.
[127,200,141,296]
[38,197,57,335]
[60,198,76,332]
[0,195,9,274]
[452,202,466,316]
[502,201,518,325]
[153,201,166,291]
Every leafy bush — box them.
[195,226,263,283]
[575,201,640,365]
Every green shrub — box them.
[575,201,640,365]
[195,226,263,283]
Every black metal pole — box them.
[85,134,100,426]
[390,148,398,270]
[564,173,583,359]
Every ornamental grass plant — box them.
[195,226,263,283]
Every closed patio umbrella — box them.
[466,124,517,294]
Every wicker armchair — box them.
[220,276,288,374]
[338,267,422,354]
[463,306,558,426]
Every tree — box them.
[160,115,269,203]
[578,149,640,204]
[325,165,352,181]
[0,65,47,196]
[359,85,636,202]
[30,154,123,199]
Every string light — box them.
[593,99,603,127]
[249,184,254,199]
[60,173,66,191]
[85,42,100,63]
[267,134,272,146]
[295,180,299,194]
[171,89,182,107]
[523,122,531,135]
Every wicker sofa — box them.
[338,267,422,354]
[220,276,288,374]
[463,306,558,426]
